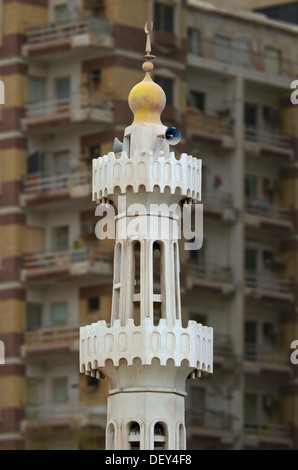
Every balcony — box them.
[23,16,113,59]
[245,271,294,302]
[213,332,237,369]
[245,198,293,231]
[187,107,234,147]
[186,409,234,443]
[23,402,106,430]
[22,249,113,284]
[22,92,113,134]
[244,420,292,449]
[186,263,235,295]
[244,343,291,375]
[22,171,91,207]
[23,323,79,358]
[203,190,236,222]
[188,39,295,84]
[245,126,293,159]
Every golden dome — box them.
[128,61,166,125]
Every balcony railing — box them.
[26,323,79,344]
[187,107,234,137]
[188,263,234,284]
[214,332,234,357]
[25,92,112,120]
[25,402,106,422]
[245,198,292,221]
[245,271,292,294]
[188,39,295,77]
[23,249,113,271]
[204,190,233,209]
[26,16,112,45]
[245,343,289,364]
[245,126,292,149]
[23,171,90,195]
[186,409,234,431]
[245,420,291,438]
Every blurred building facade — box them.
[0,0,298,450]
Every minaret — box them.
[80,23,213,451]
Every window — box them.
[188,90,205,112]
[26,303,42,331]
[262,106,280,127]
[154,76,174,106]
[88,297,100,311]
[52,377,68,403]
[245,175,258,199]
[245,321,257,345]
[244,103,257,127]
[244,393,258,421]
[263,250,273,265]
[28,77,45,104]
[215,35,231,62]
[27,150,44,175]
[263,322,275,340]
[264,47,281,75]
[154,2,174,33]
[26,378,43,419]
[231,39,250,66]
[54,4,71,22]
[53,150,69,176]
[187,28,201,55]
[52,226,69,252]
[245,321,257,360]
[51,302,67,327]
[245,248,257,272]
[55,76,70,101]
[88,70,101,84]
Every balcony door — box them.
[52,225,69,252]
[53,150,70,188]
[51,302,68,328]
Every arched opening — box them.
[106,422,115,450]
[154,422,167,450]
[131,240,141,325]
[178,423,185,450]
[112,242,122,321]
[127,421,141,450]
[152,241,165,326]
[174,242,181,320]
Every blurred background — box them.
[0,0,298,450]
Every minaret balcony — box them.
[92,151,202,203]
[80,317,213,375]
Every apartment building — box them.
[0,0,297,450]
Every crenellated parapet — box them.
[92,151,202,204]
[80,317,213,375]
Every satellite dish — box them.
[164,127,181,146]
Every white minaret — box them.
[80,23,213,451]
